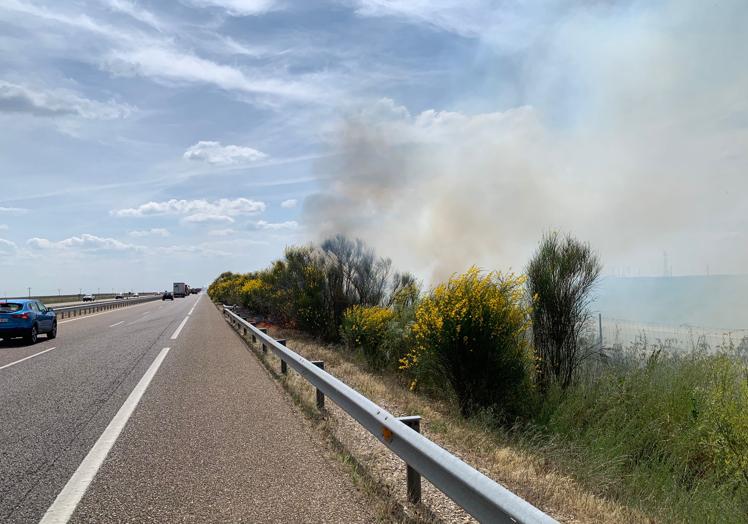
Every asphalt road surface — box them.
[0,294,371,523]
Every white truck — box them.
[173,282,188,298]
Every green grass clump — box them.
[532,350,748,522]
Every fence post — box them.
[311,360,325,409]
[277,339,287,374]
[398,416,422,504]
[598,313,603,350]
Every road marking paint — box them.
[109,321,124,328]
[40,346,171,524]
[0,346,57,371]
[170,316,189,340]
[188,305,196,316]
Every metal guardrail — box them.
[222,307,557,524]
[53,295,161,319]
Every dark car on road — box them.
[162,292,174,301]
[0,299,57,344]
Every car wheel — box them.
[48,322,57,339]
[26,324,38,344]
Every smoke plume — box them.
[304,1,748,283]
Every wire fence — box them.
[596,315,748,355]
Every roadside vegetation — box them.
[209,233,748,522]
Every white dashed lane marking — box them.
[0,347,57,371]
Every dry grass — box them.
[229,313,646,523]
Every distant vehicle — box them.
[115,294,125,300]
[173,282,187,298]
[162,291,174,301]
[0,299,57,344]
[132,293,140,298]
[82,294,95,302]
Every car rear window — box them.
[0,303,23,313]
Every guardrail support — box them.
[398,416,423,504]
[220,308,557,524]
[311,360,325,409]
[259,328,268,353]
[277,339,288,373]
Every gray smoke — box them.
[304,1,748,284]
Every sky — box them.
[0,0,746,296]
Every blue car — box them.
[0,299,57,344]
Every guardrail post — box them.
[311,361,325,409]
[398,416,422,504]
[277,339,288,373]
[259,328,268,352]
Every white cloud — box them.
[0,238,18,255]
[127,228,170,237]
[0,81,133,119]
[252,220,298,230]
[182,213,235,224]
[184,141,267,165]
[0,224,8,231]
[280,198,297,208]
[103,0,163,31]
[0,206,28,215]
[112,198,266,222]
[208,228,236,236]
[350,0,494,37]
[104,46,323,101]
[187,0,281,16]
[27,233,140,252]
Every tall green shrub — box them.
[526,232,602,393]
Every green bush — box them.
[402,267,534,420]
[341,305,395,369]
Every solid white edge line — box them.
[39,346,171,524]
[187,294,201,316]
[0,346,57,371]
[170,316,189,340]
[109,321,124,328]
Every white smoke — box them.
[305,0,748,283]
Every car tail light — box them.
[12,313,30,320]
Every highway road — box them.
[0,294,371,523]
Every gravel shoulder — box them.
[72,296,374,523]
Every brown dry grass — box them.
[232,314,647,523]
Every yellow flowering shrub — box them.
[240,278,271,315]
[208,271,249,305]
[341,305,396,369]
[402,266,534,419]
